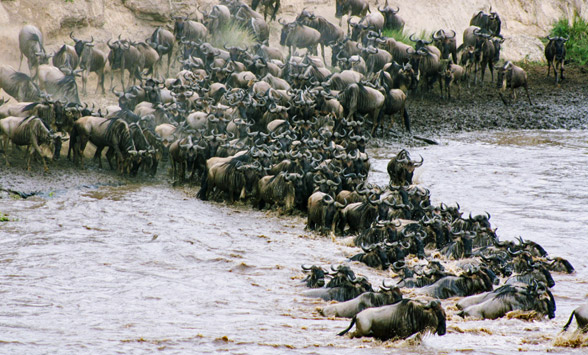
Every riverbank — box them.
[408,63,588,137]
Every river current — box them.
[1,129,587,354]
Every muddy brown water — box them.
[1,129,587,353]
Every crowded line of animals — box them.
[0,0,582,342]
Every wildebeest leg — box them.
[94,146,105,168]
[30,137,48,172]
[271,0,280,22]
[98,69,105,95]
[524,85,532,105]
[546,60,552,77]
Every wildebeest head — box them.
[546,36,567,62]
[426,300,447,335]
[173,16,188,40]
[278,20,295,46]
[301,264,326,288]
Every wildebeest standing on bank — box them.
[545,36,567,85]
[18,25,48,78]
[338,299,446,340]
[70,33,108,95]
[497,61,532,105]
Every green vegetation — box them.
[0,213,12,222]
[548,14,588,65]
[209,22,257,50]
[382,29,429,45]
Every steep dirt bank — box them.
[0,0,585,66]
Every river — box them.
[0,129,586,354]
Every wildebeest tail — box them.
[338,315,357,336]
[562,310,575,331]
[403,107,411,133]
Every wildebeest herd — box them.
[0,0,584,344]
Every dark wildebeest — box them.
[296,10,345,64]
[70,33,107,95]
[303,276,373,302]
[457,282,556,320]
[173,16,209,42]
[432,29,457,64]
[107,39,145,91]
[335,0,371,29]
[278,19,321,57]
[544,36,567,85]
[18,25,48,78]
[146,27,175,77]
[387,149,423,186]
[0,65,41,102]
[307,191,337,234]
[52,44,79,72]
[0,116,63,171]
[338,299,446,340]
[421,267,495,299]
[337,83,385,130]
[563,303,588,332]
[378,2,404,31]
[320,281,403,318]
[470,8,501,36]
[71,116,135,174]
[497,61,532,105]
[301,265,326,288]
[251,0,280,22]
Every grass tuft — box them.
[382,29,430,46]
[548,14,588,65]
[209,21,257,50]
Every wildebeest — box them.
[0,65,41,102]
[52,44,79,72]
[251,0,280,22]
[303,275,373,302]
[335,0,371,28]
[36,64,81,104]
[107,38,145,91]
[278,20,321,57]
[296,11,345,63]
[544,36,567,85]
[457,282,555,320]
[338,83,384,124]
[70,33,107,95]
[470,8,501,36]
[71,116,136,174]
[0,116,63,171]
[18,25,48,78]
[173,16,209,42]
[421,267,495,299]
[320,281,403,318]
[387,149,423,186]
[338,299,446,340]
[432,29,457,64]
[378,2,404,31]
[497,61,532,105]
[307,191,337,234]
[563,302,588,332]
[146,27,175,77]
[301,265,326,288]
